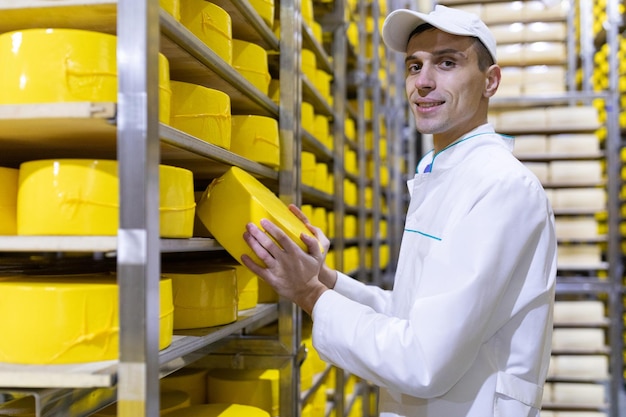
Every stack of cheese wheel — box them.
[230,115,280,168]
[249,0,274,27]
[17,160,195,237]
[170,81,232,149]
[301,49,317,82]
[0,28,171,124]
[92,390,190,416]
[161,264,238,329]
[207,369,280,417]
[0,275,173,364]
[180,0,232,64]
[160,367,209,405]
[232,39,271,94]
[196,166,321,266]
[162,404,270,417]
[0,167,18,235]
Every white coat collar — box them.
[416,124,513,174]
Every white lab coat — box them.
[312,124,557,417]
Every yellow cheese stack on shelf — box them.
[160,367,209,405]
[0,275,173,364]
[232,40,271,95]
[0,28,171,124]
[301,151,317,187]
[230,115,280,168]
[161,404,270,417]
[170,81,232,149]
[207,369,279,417]
[314,69,333,105]
[160,0,180,21]
[17,160,195,237]
[249,0,274,27]
[180,0,232,65]
[230,263,259,310]
[301,102,315,133]
[302,49,317,82]
[196,166,321,266]
[0,167,18,235]
[162,265,237,329]
[92,390,190,416]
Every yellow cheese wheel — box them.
[92,390,190,416]
[302,49,317,82]
[196,166,321,266]
[160,0,181,21]
[180,0,232,65]
[232,39,271,95]
[0,276,173,364]
[17,160,195,237]
[162,265,238,329]
[170,80,231,149]
[314,70,332,104]
[301,102,315,133]
[0,167,18,235]
[230,115,280,168]
[0,29,171,124]
[162,404,270,417]
[160,368,209,405]
[257,278,279,303]
[249,0,275,27]
[214,262,259,310]
[301,151,317,187]
[207,369,279,416]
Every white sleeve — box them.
[311,174,555,398]
[332,271,392,313]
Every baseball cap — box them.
[382,5,497,63]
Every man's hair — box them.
[407,23,495,71]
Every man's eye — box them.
[441,60,456,68]
[407,64,421,73]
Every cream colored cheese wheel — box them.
[549,133,599,154]
[0,167,18,235]
[0,276,173,364]
[0,29,171,124]
[162,265,237,329]
[553,300,605,324]
[230,115,280,168]
[552,328,605,350]
[249,0,274,27]
[232,40,271,95]
[160,368,209,405]
[92,390,190,416]
[17,160,195,237]
[170,80,232,149]
[196,167,321,266]
[512,135,547,156]
[549,161,603,184]
[552,188,606,211]
[207,369,279,416]
[180,0,232,65]
[547,106,599,129]
[162,404,270,417]
[555,217,598,240]
[552,383,606,406]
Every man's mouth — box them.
[416,101,444,108]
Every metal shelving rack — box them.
[0,1,409,416]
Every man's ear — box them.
[484,65,501,98]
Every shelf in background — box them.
[0,304,277,389]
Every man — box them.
[242,5,557,417]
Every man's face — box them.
[404,28,493,149]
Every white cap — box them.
[382,5,497,63]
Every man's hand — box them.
[241,215,328,315]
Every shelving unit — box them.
[0,0,404,416]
